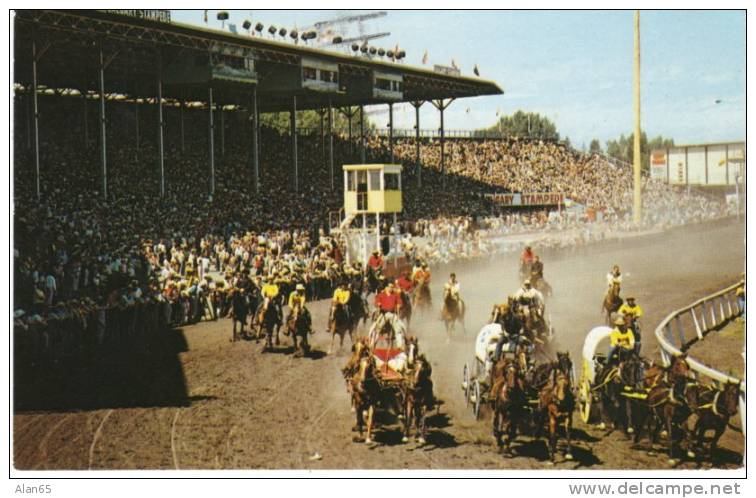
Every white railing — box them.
[654,280,746,432]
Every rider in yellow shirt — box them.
[330,281,351,323]
[618,296,643,354]
[608,317,635,364]
[287,283,308,325]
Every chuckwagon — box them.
[577,325,613,423]
[461,323,525,419]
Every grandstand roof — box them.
[13,9,503,113]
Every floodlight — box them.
[255,22,264,32]
[217,11,229,21]
[268,25,277,35]
[332,36,343,44]
[351,43,360,52]
[279,27,287,37]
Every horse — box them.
[644,353,691,390]
[538,368,575,463]
[286,307,312,358]
[530,271,553,298]
[643,377,698,465]
[491,359,527,454]
[412,279,432,315]
[347,292,370,333]
[397,291,413,330]
[365,267,383,295]
[229,290,249,342]
[349,355,381,444]
[441,287,466,339]
[402,354,435,444]
[329,302,353,354]
[616,353,648,440]
[687,381,741,460]
[602,281,623,325]
[258,300,283,351]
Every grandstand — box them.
[13,9,502,199]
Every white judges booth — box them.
[649,142,745,186]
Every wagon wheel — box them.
[473,379,482,420]
[578,379,592,424]
[462,363,471,406]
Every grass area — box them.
[687,317,745,379]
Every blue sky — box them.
[171,10,745,148]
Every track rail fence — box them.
[654,280,746,432]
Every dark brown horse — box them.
[492,359,527,454]
[688,381,741,459]
[286,308,312,357]
[397,291,413,330]
[643,378,698,465]
[539,369,575,463]
[328,302,353,355]
[402,354,434,444]
[602,281,623,325]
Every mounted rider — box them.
[513,279,544,320]
[367,250,384,272]
[412,263,431,287]
[258,274,282,323]
[330,280,351,325]
[606,265,622,291]
[287,283,310,327]
[369,281,402,347]
[396,269,414,294]
[618,296,643,354]
[607,316,636,366]
[444,273,463,308]
[520,245,536,279]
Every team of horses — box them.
[490,350,576,462]
[342,335,436,445]
[589,351,741,465]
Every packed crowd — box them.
[13,95,735,364]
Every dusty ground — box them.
[13,220,745,470]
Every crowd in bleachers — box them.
[13,95,735,364]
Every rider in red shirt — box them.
[395,270,414,294]
[521,245,535,266]
[375,283,401,313]
[367,250,384,271]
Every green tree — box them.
[605,132,674,173]
[479,110,560,141]
[260,108,372,134]
[589,139,602,155]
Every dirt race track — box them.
[13,220,746,470]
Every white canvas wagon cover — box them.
[582,326,613,383]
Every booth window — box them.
[347,171,357,191]
[384,173,400,190]
[369,170,381,191]
[303,66,317,80]
[320,70,338,83]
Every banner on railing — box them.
[484,192,564,206]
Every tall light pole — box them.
[633,10,642,225]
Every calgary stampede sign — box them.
[484,192,564,206]
[103,10,172,23]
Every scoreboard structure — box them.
[649,142,745,187]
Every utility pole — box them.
[633,10,642,225]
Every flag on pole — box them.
[473,64,480,76]
[451,59,459,70]
[422,50,428,64]
[204,10,208,24]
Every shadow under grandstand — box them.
[13,325,191,413]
